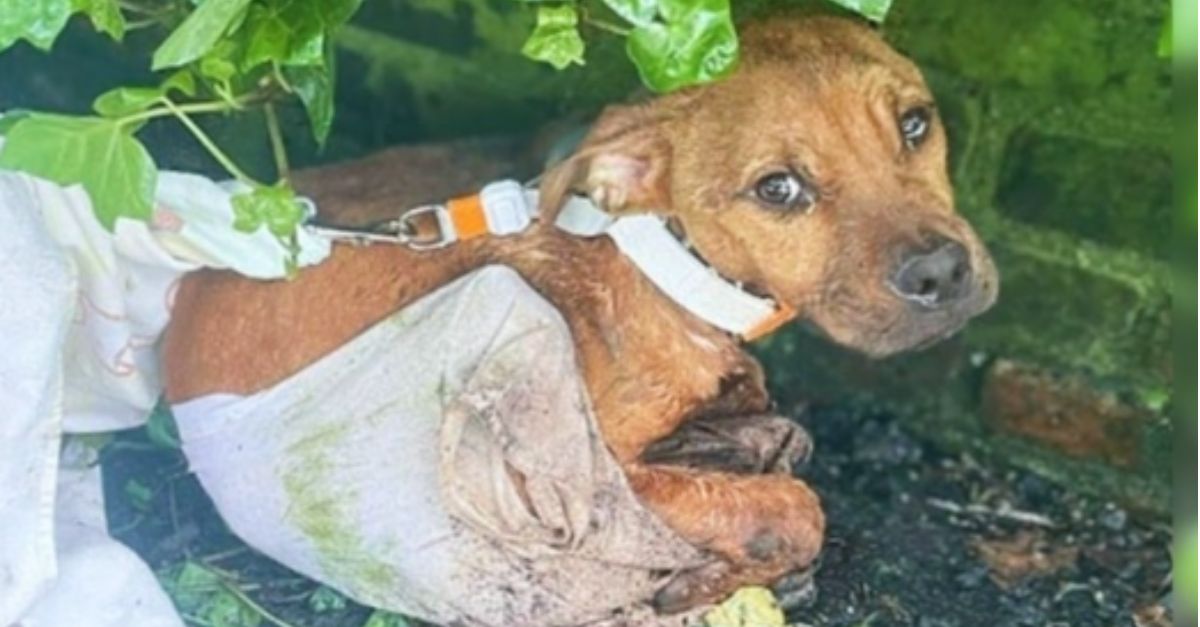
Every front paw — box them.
[653,560,734,615]
[640,414,812,474]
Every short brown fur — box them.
[163,17,997,611]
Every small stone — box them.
[954,564,989,589]
[1100,504,1128,531]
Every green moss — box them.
[886,0,1157,92]
[995,132,1173,259]
[967,241,1171,387]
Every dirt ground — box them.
[101,403,1172,627]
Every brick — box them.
[981,359,1148,469]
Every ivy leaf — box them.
[0,110,31,135]
[231,183,304,237]
[602,0,657,28]
[123,479,154,512]
[241,0,324,71]
[0,114,157,229]
[205,590,262,627]
[160,561,224,612]
[285,42,336,145]
[232,184,305,276]
[200,39,241,83]
[152,0,253,70]
[93,71,197,118]
[308,586,348,613]
[0,0,73,52]
[626,0,738,92]
[241,0,361,71]
[825,0,892,23]
[144,402,181,449]
[73,0,126,41]
[322,0,363,30]
[159,562,261,627]
[521,5,585,71]
[362,611,412,627]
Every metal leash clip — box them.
[304,203,455,251]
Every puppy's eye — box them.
[753,171,815,211]
[899,106,932,149]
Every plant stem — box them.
[219,581,299,627]
[118,1,160,15]
[125,17,162,30]
[578,6,634,37]
[271,61,294,94]
[263,101,290,182]
[119,98,251,127]
[583,16,633,36]
[158,98,259,186]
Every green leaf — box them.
[625,0,738,92]
[200,42,240,83]
[231,183,304,237]
[285,42,336,145]
[362,611,412,627]
[152,0,253,70]
[72,0,126,41]
[521,5,585,71]
[124,478,154,511]
[0,114,157,229]
[93,72,195,117]
[0,110,31,135]
[0,0,73,51]
[308,586,348,613]
[241,0,361,71]
[205,590,262,627]
[1156,18,1171,59]
[322,0,363,30]
[240,0,320,71]
[144,403,181,449]
[232,184,304,277]
[93,88,165,118]
[161,561,224,612]
[824,0,892,23]
[602,0,657,28]
[159,561,261,627]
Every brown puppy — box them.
[163,17,997,612]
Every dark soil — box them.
[101,404,1172,627]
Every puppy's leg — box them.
[624,465,824,612]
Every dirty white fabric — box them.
[0,161,710,626]
[0,165,329,626]
[174,265,711,627]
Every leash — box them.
[303,179,796,341]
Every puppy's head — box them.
[543,16,997,357]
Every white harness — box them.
[306,179,795,341]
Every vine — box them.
[0,0,891,275]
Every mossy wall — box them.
[0,0,1172,513]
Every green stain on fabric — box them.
[281,420,397,592]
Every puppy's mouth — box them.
[741,280,776,302]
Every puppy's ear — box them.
[538,104,673,218]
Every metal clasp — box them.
[395,204,454,250]
[304,203,454,250]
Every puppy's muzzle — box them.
[888,235,973,309]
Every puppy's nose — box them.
[889,237,972,308]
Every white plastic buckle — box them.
[480,180,535,236]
